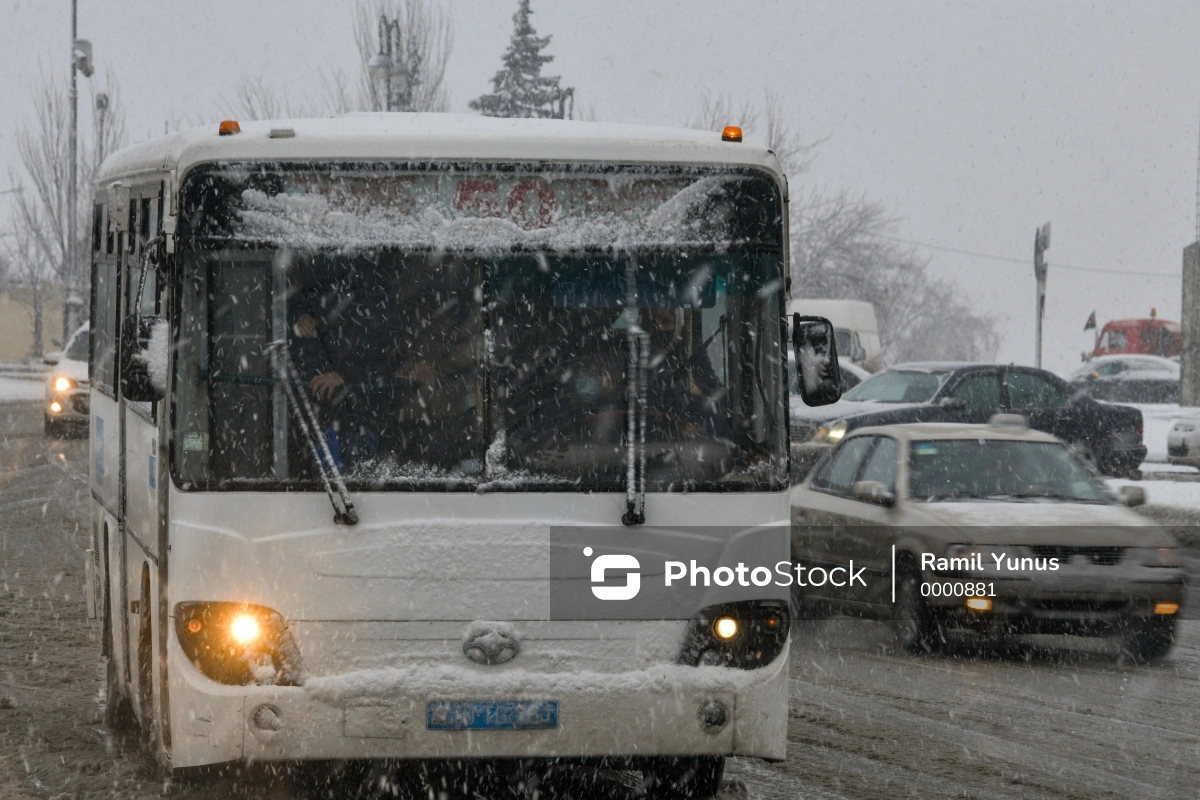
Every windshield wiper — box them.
[265,341,358,525]
[622,258,647,526]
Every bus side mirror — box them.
[120,315,168,402]
[792,314,842,407]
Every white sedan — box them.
[791,417,1183,661]
[43,323,90,437]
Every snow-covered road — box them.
[1,399,1196,799]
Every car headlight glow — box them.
[818,420,848,444]
[53,376,72,392]
[1135,547,1180,568]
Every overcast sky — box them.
[2,0,1196,375]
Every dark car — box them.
[791,362,1146,478]
[1069,355,1179,404]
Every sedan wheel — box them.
[892,564,942,654]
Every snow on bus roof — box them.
[96,113,783,185]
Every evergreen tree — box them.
[470,0,573,119]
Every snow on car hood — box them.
[789,397,921,424]
[50,358,88,383]
[899,500,1173,545]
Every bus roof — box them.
[96,113,785,186]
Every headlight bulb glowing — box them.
[713,615,739,641]
[230,614,260,645]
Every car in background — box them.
[1089,315,1181,360]
[789,356,869,451]
[42,323,90,437]
[1167,413,1200,467]
[788,299,883,372]
[790,363,1146,479]
[790,420,1182,662]
[1070,355,1179,404]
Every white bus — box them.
[85,113,838,796]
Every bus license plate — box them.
[426,700,558,731]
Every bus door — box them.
[119,183,167,725]
[90,190,125,687]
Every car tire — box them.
[892,560,942,654]
[44,416,62,438]
[641,756,724,799]
[1123,618,1175,663]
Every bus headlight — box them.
[230,614,261,645]
[175,602,306,686]
[53,376,73,392]
[678,601,789,670]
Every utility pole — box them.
[1034,222,1051,369]
[67,0,93,339]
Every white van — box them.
[787,299,882,371]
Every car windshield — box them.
[907,439,1112,502]
[171,162,787,492]
[842,369,949,403]
[65,331,90,362]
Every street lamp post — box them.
[67,0,94,339]
[1034,222,1051,369]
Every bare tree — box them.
[792,189,999,363]
[354,0,452,112]
[8,69,125,350]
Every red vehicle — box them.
[1090,311,1181,359]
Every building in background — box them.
[0,288,63,363]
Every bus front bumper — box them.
[167,639,789,768]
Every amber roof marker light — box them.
[218,120,241,136]
[721,126,743,143]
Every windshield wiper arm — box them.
[266,341,358,525]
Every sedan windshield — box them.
[842,370,949,403]
[908,439,1112,503]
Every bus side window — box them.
[91,205,119,394]
[92,204,103,253]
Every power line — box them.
[878,234,1181,279]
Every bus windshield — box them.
[173,162,787,492]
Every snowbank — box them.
[0,376,43,404]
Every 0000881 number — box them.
[920,582,995,598]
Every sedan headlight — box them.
[1134,547,1180,568]
[816,420,848,444]
[52,376,73,392]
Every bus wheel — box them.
[641,756,724,799]
[137,571,156,752]
[103,612,136,731]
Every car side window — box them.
[950,372,1001,410]
[812,436,874,496]
[1005,370,1066,409]
[857,436,898,493]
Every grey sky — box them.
[2,0,1196,374]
